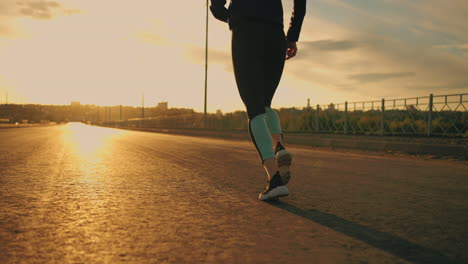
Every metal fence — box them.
[102,93,468,137]
[297,93,467,137]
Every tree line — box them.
[2,103,466,137]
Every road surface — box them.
[1,123,467,263]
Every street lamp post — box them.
[142,91,145,119]
[204,0,209,128]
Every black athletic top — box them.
[210,0,306,42]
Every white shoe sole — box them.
[276,150,292,184]
[259,186,289,201]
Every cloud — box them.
[17,1,61,20]
[362,33,468,83]
[435,43,468,56]
[388,0,468,41]
[301,40,356,52]
[136,32,167,46]
[0,1,17,37]
[185,46,232,71]
[284,30,468,99]
[0,0,80,38]
[326,0,468,45]
[282,0,468,100]
[63,9,80,16]
[404,81,468,91]
[0,1,17,16]
[348,72,415,83]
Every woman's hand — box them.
[286,41,298,60]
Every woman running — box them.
[210,0,306,200]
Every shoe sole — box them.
[259,185,289,201]
[276,150,292,184]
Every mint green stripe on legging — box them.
[265,106,282,135]
[248,114,275,161]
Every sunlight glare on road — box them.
[63,122,126,165]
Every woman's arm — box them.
[210,0,228,23]
[286,0,306,42]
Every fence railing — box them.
[101,93,468,137]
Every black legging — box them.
[231,20,287,120]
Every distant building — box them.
[216,109,223,117]
[156,102,168,111]
[70,101,81,106]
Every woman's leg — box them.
[232,22,277,180]
[249,115,277,180]
[263,25,286,148]
[262,24,293,184]
[265,106,283,148]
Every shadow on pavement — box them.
[268,201,463,264]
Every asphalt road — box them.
[1,123,467,264]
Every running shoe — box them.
[259,172,289,201]
[275,142,292,184]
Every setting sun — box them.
[0,0,467,111]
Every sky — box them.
[0,0,467,112]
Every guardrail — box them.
[101,93,468,137]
